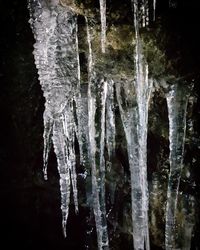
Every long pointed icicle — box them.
[116,80,142,250]
[106,80,116,159]
[99,79,109,248]
[76,83,90,166]
[75,21,90,167]
[141,0,146,27]
[86,17,109,250]
[139,0,149,27]
[165,84,189,250]
[99,0,107,53]
[43,109,53,180]
[116,78,152,250]
[62,103,78,213]
[28,0,79,237]
[53,116,71,238]
[145,0,149,26]
[74,21,89,166]
[153,0,156,21]
[129,0,152,249]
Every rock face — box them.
[0,0,200,250]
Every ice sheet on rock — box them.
[28,0,79,236]
[165,83,189,250]
[99,0,106,53]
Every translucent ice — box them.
[165,83,189,249]
[28,0,79,236]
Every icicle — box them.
[74,20,86,166]
[145,1,149,26]
[99,79,109,248]
[52,114,71,238]
[99,0,106,53]
[153,0,156,21]
[87,75,104,249]
[74,19,90,168]
[86,18,109,250]
[119,1,152,249]
[76,86,90,166]
[43,108,53,180]
[116,78,152,250]
[134,2,152,248]
[116,80,141,250]
[28,0,79,237]
[28,0,57,179]
[86,17,109,250]
[139,0,149,27]
[165,83,189,250]
[141,1,146,27]
[62,103,79,213]
[86,17,93,75]
[106,80,116,159]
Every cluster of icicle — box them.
[28,0,190,249]
[28,0,113,248]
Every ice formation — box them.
[28,0,192,249]
[86,18,109,249]
[153,0,156,21]
[28,0,79,237]
[106,79,115,160]
[165,83,189,250]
